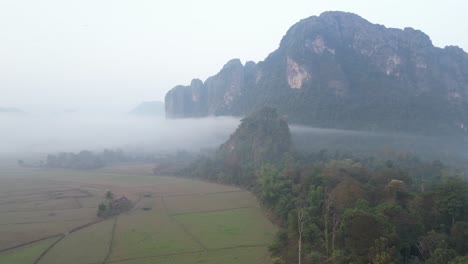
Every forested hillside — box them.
[177,108,468,264]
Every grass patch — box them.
[108,211,203,261]
[0,237,58,264]
[110,246,272,264]
[37,219,114,264]
[164,191,258,215]
[174,208,276,249]
[0,219,93,250]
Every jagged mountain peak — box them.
[165,11,468,137]
[223,58,243,68]
[280,11,433,55]
[190,78,203,87]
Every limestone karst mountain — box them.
[165,11,468,137]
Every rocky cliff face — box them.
[165,11,468,137]
[165,59,257,118]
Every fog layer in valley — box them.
[291,125,468,165]
[0,113,240,154]
[2,113,467,166]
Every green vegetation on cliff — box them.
[219,106,292,169]
[182,107,293,186]
[178,107,468,264]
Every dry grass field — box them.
[0,161,276,264]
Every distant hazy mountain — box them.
[165,11,468,137]
[130,101,165,116]
[0,107,23,114]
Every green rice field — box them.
[0,162,276,264]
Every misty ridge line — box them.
[0,113,382,154]
[2,112,465,166]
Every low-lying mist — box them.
[0,113,240,154]
[290,125,468,165]
[2,113,467,166]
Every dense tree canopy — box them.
[177,107,468,263]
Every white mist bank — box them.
[0,113,240,154]
[2,112,467,166]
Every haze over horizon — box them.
[2,0,468,113]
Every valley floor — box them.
[0,163,275,264]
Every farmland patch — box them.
[173,208,276,249]
[37,219,114,264]
[0,237,59,264]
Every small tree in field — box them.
[105,191,114,205]
[97,191,115,218]
[97,203,107,217]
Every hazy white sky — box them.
[1,0,467,113]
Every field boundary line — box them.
[0,219,103,253]
[46,188,93,199]
[0,197,52,206]
[35,219,105,263]
[169,206,256,217]
[0,234,62,253]
[161,196,207,251]
[0,188,93,206]
[170,218,207,251]
[1,207,88,213]
[160,196,169,212]
[101,249,205,264]
[0,217,95,226]
[0,187,81,199]
[102,217,118,264]
[207,244,268,251]
[94,245,269,264]
[164,190,245,198]
[33,234,65,264]
[68,219,103,233]
[129,195,143,212]
[73,197,83,208]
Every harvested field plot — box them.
[0,207,96,225]
[96,163,156,175]
[108,210,203,261]
[0,164,276,263]
[153,180,241,197]
[0,197,78,212]
[110,246,271,264]
[37,219,114,264]
[133,196,158,211]
[0,237,59,264]
[0,219,92,249]
[174,208,276,249]
[76,196,104,208]
[164,190,258,215]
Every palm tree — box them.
[105,191,114,205]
